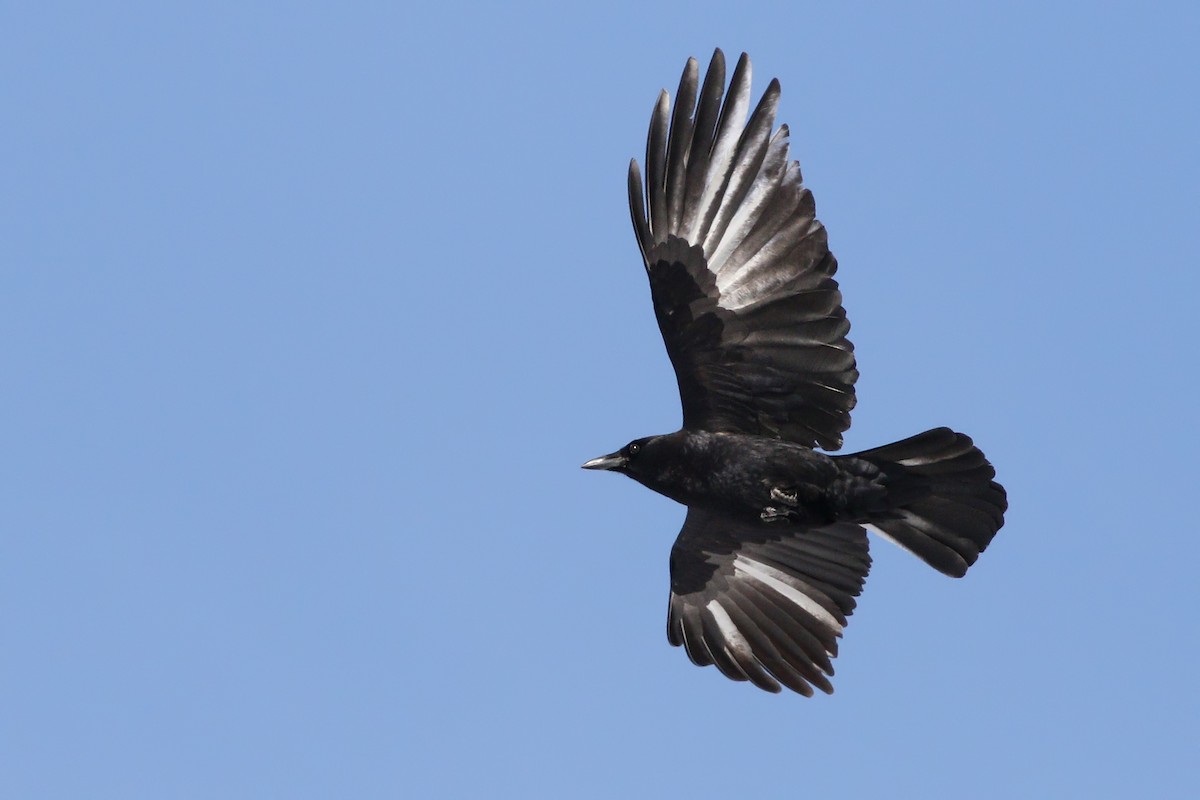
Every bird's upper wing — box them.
[629,50,858,450]
[667,507,871,695]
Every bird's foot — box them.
[770,486,799,506]
[760,506,794,523]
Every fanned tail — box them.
[852,428,1007,577]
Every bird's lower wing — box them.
[668,508,871,695]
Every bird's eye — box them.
[628,442,641,456]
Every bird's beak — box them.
[581,451,627,471]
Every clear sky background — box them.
[3,2,1198,798]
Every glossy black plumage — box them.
[585,50,1007,696]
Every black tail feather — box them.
[852,428,1007,577]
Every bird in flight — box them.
[583,49,1007,696]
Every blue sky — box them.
[3,1,1198,797]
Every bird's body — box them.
[584,49,1007,696]
[610,430,870,525]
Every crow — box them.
[583,49,1007,696]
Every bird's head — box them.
[581,433,685,494]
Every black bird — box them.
[583,50,1007,696]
